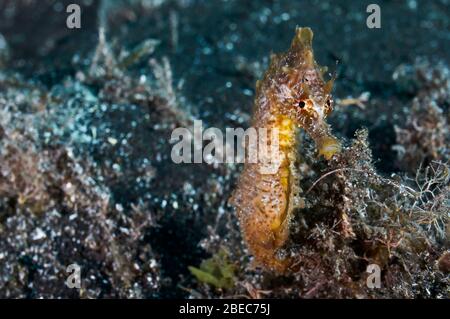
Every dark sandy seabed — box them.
[0,0,448,298]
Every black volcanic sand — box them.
[0,0,448,298]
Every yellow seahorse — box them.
[231,27,340,273]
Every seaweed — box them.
[188,249,236,290]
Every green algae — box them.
[188,249,236,290]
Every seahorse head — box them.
[258,27,340,159]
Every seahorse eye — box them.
[298,101,306,108]
[326,99,331,107]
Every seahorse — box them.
[231,27,340,273]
